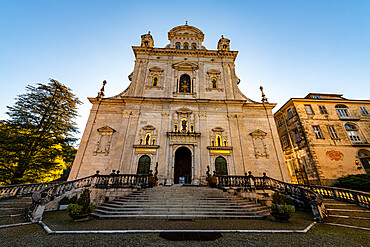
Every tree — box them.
[0,79,81,185]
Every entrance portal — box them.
[174,147,192,184]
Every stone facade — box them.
[69,24,289,184]
[274,93,370,185]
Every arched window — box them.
[152,138,156,145]
[179,74,191,93]
[223,139,227,146]
[216,135,222,146]
[358,149,370,173]
[175,42,180,49]
[211,139,215,146]
[174,124,178,132]
[184,43,189,49]
[144,41,149,47]
[137,155,151,174]
[345,123,362,143]
[223,45,227,50]
[145,133,151,145]
[211,78,217,88]
[191,43,196,49]
[336,104,349,118]
[190,124,194,133]
[139,138,143,145]
[215,156,228,176]
[152,75,159,87]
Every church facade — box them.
[69,24,289,185]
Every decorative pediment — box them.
[249,129,267,137]
[172,61,199,71]
[212,127,225,132]
[142,125,156,131]
[149,67,164,73]
[207,69,221,75]
[97,126,116,134]
[176,107,192,114]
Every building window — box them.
[223,139,227,146]
[313,126,324,139]
[313,95,322,99]
[151,138,156,145]
[293,129,301,142]
[216,134,222,146]
[287,108,293,119]
[305,105,314,114]
[345,123,362,144]
[277,117,282,127]
[190,124,194,133]
[191,43,196,49]
[175,42,180,49]
[360,106,369,115]
[281,135,288,147]
[152,75,159,87]
[327,125,339,140]
[211,78,217,88]
[183,43,189,49]
[319,105,328,114]
[174,124,178,132]
[335,104,349,118]
[179,74,191,93]
[211,139,215,146]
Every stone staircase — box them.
[92,185,270,219]
[323,198,370,230]
[0,197,32,227]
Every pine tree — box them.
[0,79,81,185]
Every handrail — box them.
[0,181,61,200]
[216,174,327,222]
[302,185,370,209]
[27,172,150,222]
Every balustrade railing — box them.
[95,174,150,188]
[216,173,327,222]
[0,181,61,200]
[302,185,370,209]
[27,172,150,222]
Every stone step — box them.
[93,210,270,216]
[91,213,269,219]
[96,205,267,213]
[101,203,258,209]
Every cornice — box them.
[132,46,238,61]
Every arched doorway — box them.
[179,74,191,93]
[358,149,370,173]
[137,155,151,174]
[174,147,192,184]
[215,156,228,176]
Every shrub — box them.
[338,174,370,192]
[59,196,70,205]
[272,192,294,205]
[270,204,295,220]
[67,189,95,217]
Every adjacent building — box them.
[274,93,370,185]
[68,24,289,184]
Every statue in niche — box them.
[139,138,143,145]
[174,124,178,132]
[145,134,150,145]
[181,119,187,132]
[190,125,194,133]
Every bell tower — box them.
[217,35,230,52]
[141,31,154,48]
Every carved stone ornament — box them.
[172,61,199,71]
[250,129,268,159]
[142,125,156,131]
[207,69,221,75]
[149,66,164,73]
[212,127,225,132]
[326,150,344,161]
[94,126,116,156]
[176,107,192,114]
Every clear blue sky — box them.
[1,0,369,142]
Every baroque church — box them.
[69,23,290,185]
